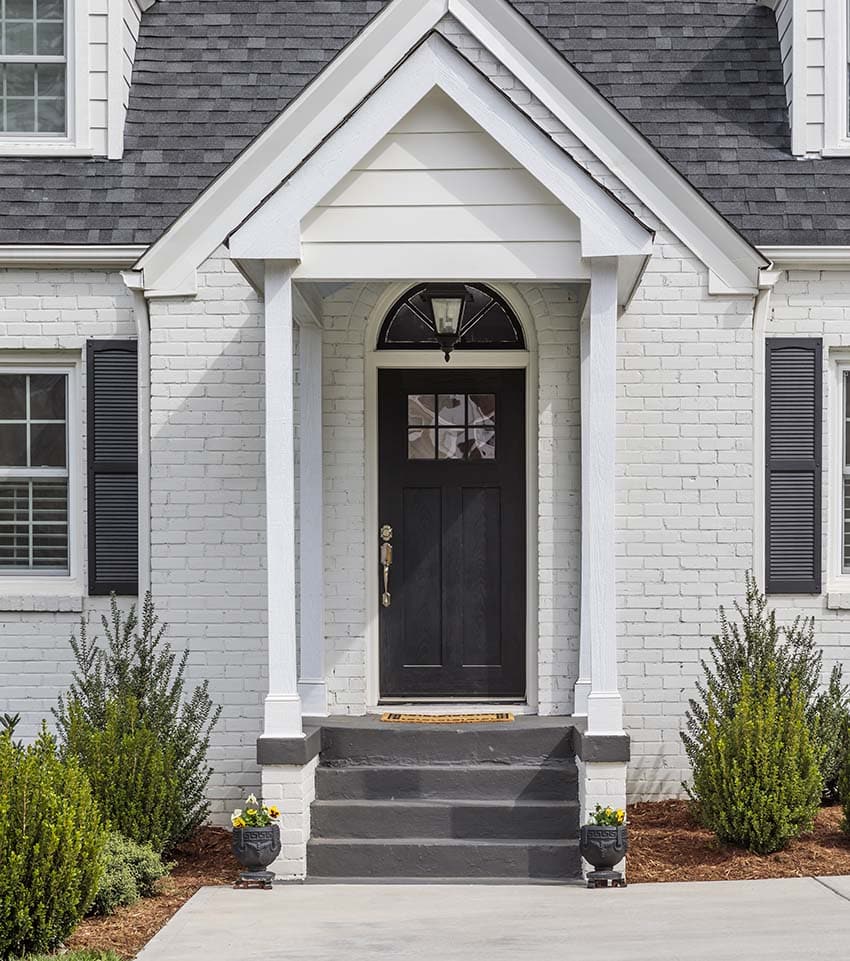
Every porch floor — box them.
[136,877,850,961]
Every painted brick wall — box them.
[147,252,271,818]
[437,15,757,798]
[0,267,136,738]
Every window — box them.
[407,393,496,461]
[378,284,525,352]
[0,370,70,574]
[0,0,66,137]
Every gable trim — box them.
[133,0,765,297]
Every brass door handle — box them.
[380,525,393,607]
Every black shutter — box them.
[765,338,822,594]
[87,340,139,595]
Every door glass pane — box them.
[0,424,27,466]
[407,394,435,426]
[408,428,435,460]
[468,394,495,426]
[437,394,464,425]
[469,428,496,460]
[438,428,466,460]
[30,422,65,467]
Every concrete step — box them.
[319,719,575,765]
[314,762,578,802]
[311,799,579,840]
[306,837,581,880]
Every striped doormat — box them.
[380,712,515,724]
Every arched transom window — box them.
[378,283,525,352]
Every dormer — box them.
[0,0,153,158]
[762,0,850,157]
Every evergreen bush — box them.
[91,832,170,916]
[56,593,221,850]
[0,727,106,958]
[689,670,823,854]
[683,575,846,807]
[64,697,182,854]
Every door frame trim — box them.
[364,282,539,710]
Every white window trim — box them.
[827,352,850,592]
[0,0,91,157]
[823,0,850,156]
[0,356,82,595]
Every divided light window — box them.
[0,0,66,136]
[0,371,69,573]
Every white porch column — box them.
[296,313,328,717]
[263,261,304,739]
[579,258,624,735]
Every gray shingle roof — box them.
[0,1,844,248]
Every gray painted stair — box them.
[307,719,581,881]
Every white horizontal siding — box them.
[806,0,826,154]
[88,0,109,154]
[122,0,141,111]
[301,89,581,282]
[775,0,793,110]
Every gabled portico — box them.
[226,35,653,751]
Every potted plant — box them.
[231,793,282,888]
[580,804,628,887]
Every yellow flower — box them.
[616,809,626,824]
[246,809,258,817]
[232,817,246,829]
[268,806,281,819]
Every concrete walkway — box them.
[137,877,850,961]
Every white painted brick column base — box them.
[260,758,318,879]
[578,759,628,877]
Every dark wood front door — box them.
[378,369,526,699]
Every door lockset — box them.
[380,525,393,608]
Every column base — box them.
[298,679,329,717]
[586,690,624,736]
[261,758,319,880]
[264,693,304,739]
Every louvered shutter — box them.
[765,338,822,594]
[87,341,139,595]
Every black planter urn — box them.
[580,825,628,887]
[232,825,282,888]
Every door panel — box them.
[379,369,526,698]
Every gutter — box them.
[758,246,850,268]
[123,272,152,597]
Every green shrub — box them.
[683,575,847,812]
[56,593,221,851]
[90,832,170,916]
[815,666,850,801]
[840,728,850,836]
[63,696,183,854]
[690,670,823,854]
[0,727,106,959]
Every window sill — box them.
[822,144,850,158]
[0,585,83,613]
[826,584,850,610]
[0,142,94,158]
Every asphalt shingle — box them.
[0,0,844,248]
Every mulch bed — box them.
[68,828,241,960]
[628,799,850,883]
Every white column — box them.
[579,258,624,735]
[574,300,592,717]
[263,261,304,739]
[296,318,328,717]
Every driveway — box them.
[137,876,850,961]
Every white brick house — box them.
[1,0,849,879]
